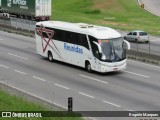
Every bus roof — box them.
[36,21,121,39]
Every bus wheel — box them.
[48,51,53,62]
[85,62,92,72]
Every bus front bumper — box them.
[100,60,127,73]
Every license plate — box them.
[113,68,118,71]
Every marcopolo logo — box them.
[13,0,27,6]
[64,43,83,54]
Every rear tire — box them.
[48,51,53,62]
[145,41,149,44]
[85,62,92,72]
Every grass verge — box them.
[52,0,160,36]
[0,89,83,120]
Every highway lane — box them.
[1,31,160,120]
[140,0,160,16]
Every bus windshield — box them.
[99,37,126,62]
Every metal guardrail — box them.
[0,17,36,31]
[0,18,35,37]
[0,18,160,65]
[127,50,160,65]
[10,17,36,31]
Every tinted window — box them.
[79,34,89,50]
[139,32,147,36]
[36,26,54,39]
[36,26,47,38]
[133,32,137,35]
[66,31,79,44]
[128,32,132,35]
[42,32,49,38]
[36,25,41,28]
[65,32,89,49]
[53,29,66,41]
[88,36,100,59]
[37,26,89,49]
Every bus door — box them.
[78,34,91,67]
[88,36,101,71]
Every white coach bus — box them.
[35,21,130,73]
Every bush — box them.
[85,9,101,14]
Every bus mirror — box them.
[123,40,130,50]
[101,54,106,60]
[93,41,102,53]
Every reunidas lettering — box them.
[64,43,83,54]
[13,0,27,6]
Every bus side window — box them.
[42,32,48,38]
[79,34,89,50]
[42,27,52,38]
[66,31,72,43]
[66,31,78,44]
[53,29,61,41]
[72,32,79,44]
[52,29,66,42]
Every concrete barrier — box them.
[10,17,36,31]
[0,23,34,37]
[127,50,160,65]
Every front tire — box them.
[48,51,53,62]
[85,62,92,72]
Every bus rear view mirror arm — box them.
[93,41,107,60]
[93,41,102,53]
[124,40,130,50]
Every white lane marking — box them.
[129,59,160,69]
[8,53,28,60]
[29,92,67,109]
[0,64,10,68]
[85,117,97,120]
[32,76,46,82]
[14,70,27,75]
[103,100,121,108]
[79,74,108,84]
[123,70,150,78]
[124,108,134,112]
[54,84,70,90]
[78,92,95,99]
[131,48,148,52]
[0,81,67,109]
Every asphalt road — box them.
[0,31,160,120]
[140,0,160,16]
